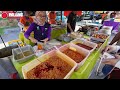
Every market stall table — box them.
[11,35,109,79]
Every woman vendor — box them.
[24,11,51,44]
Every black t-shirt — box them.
[67,12,77,33]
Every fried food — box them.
[93,34,108,39]
[76,43,93,50]
[62,49,85,63]
[27,56,72,79]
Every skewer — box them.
[96,53,105,76]
[16,41,25,58]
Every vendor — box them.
[48,11,56,24]
[115,11,120,19]
[24,11,51,44]
[19,11,33,32]
[110,11,116,18]
[101,12,109,24]
[102,45,120,69]
[67,11,77,33]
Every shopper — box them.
[89,11,94,20]
[19,11,33,32]
[101,12,109,24]
[109,31,120,45]
[24,11,51,44]
[102,45,120,69]
[48,11,56,24]
[67,11,77,33]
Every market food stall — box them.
[11,29,109,79]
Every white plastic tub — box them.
[70,38,97,52]
[58,43,90,69]
[22,50,77,79]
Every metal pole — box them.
[0,35,7,48]
[61,11,62,22]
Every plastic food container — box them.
[22,50,77,79]
[91,33,109,42]
[12,45,35,63]
[70,38,97,52]
[58,43,90,69]
[101,26,113,35]
[69,32,83,39]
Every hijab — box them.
[34,11,47,26]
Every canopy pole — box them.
[0,35,7,48]
[61,11,62,22]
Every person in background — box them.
[115,11,120,19]
[19,11,33,32]
[110,11,116,18]
[67,11,77,33]
[48,11,56,24]
[89,11,94,20]
[101,11,109,24]
[102,12,109,20]
[24,11,51,44]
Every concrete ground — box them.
[0,27,20,79]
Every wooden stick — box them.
[16,41,25,58]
